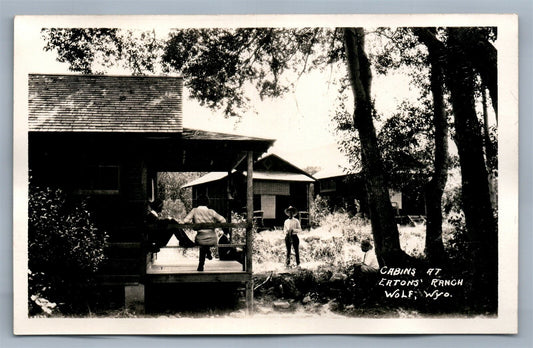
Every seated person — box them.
[218,231,244,264]
[358,239,380,273]
[146,200,195,252]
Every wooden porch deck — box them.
[145,242,249,284]
[147,259,244,274]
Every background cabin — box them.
[182,154,316,228]
[28,74,273,312]
[314,167,424,219]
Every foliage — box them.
[42,27,342,117]
[42,28,163,75]
[443,212,472,263]
[252,211,484,315]
[157,172,206,214]
[302,166,321,176]
[378,101,434,195]
[308,195,331,227]
[331,88,363,172]
[253,211,373,270]
[28,185,108,314]
[442,179,463,216]
[159,198,188,220]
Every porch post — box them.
[226,170,232,238]
[245,150,254,314]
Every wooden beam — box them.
[160,222,250,230]
[246,151,253,274]
[147,273,251,284]
[163,243,245,248]
[105,242,142,248]
[245,280,254,315]
[95,274,141,285]
[230,152,247,171]
[226,169,232,229]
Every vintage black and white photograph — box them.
[13,15,518,334]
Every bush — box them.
[160,198,187,220]
[28,185,108,315]
[443,211,472,264]
[309,195,331,227]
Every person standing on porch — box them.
[183,195,226,271]
[284,206,301,267]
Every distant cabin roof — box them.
[182,172,231,188]
[181,128,274,142]
[247,171,315,182]
[28,74,183,133]
[182,154,316,188]
[314,166,353,180]
[181,170,315,188]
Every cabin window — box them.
[320,179,336,193]
[253,181,290,196]
[76,164,120,195]
[260,195,276,219]
[389,190,402,210]
[149,178,155,202]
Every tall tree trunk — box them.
[481,86,498,210]
[481,86,497,168]
[464,29,498,122]
[445,28,498,311]
[413,28,448,263]
[343,28,408,267]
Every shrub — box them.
[309,195,331,227]
[443,211,472,264]
[160,198,187,220]
[28,185,108,314]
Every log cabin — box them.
[28,74,274,313]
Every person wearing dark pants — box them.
[146,201,196,253]
[218,232,244,264]
[283,206,301,267]
[183,195,226,271]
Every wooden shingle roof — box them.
[28,74,183,133]
[182,128,274,142]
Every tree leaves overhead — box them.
[371,27,429,79]
[161,28,340,116]
[378,102,434,193]
[42,28,163,75]
[42,28,121,74]
[42,27,340,117]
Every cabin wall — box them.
[317,176,367,215]
[191,180,229,217]
[191,178,313,228]
[253,180,311,227]
[317,176,425,217]
[29,133,152,282]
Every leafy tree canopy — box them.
[42,27,344,117]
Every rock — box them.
[329,272,347,282]
[316,269,333,282]
[302,295,312,304]
[279,276,300,298]
[273,301,291,310]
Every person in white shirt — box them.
[183,195,226,271]
[283,206,301,267]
